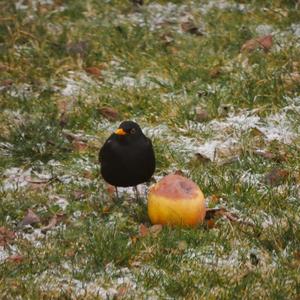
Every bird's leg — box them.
[134,186,141,203]
[115,186,120,201]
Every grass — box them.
[0,0,300,299]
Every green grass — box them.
[0,0,300,299]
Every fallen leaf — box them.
[139,224,149,237]
[250,127,265,138]
[73,190,86,200]
[282,72,300,87]
[241,35,273,53]
[205,208,254,226]
[7,254,24,264]
[253,149,285,162]
[149,224,163,237]
[62,130,90,142]
[98,107,119,121]
[209,67,222,78]
[264,168,289,186]
[20,209,40,226]
[59,112,68,128]
[195,107,209,122]
[206,219,216,229]
[210,194,221,205]
[160,33,174,45]
[85,66,102,77]
[72,140,88,152]
[177,240,187,251]
[66,41,89,57]
[117,284,129,298]
[0,227,15,246]
[194,153,211,164]
[102,206,110,213]
[180,17,203,36]
[106,184,116,198]
[41,214,64,233]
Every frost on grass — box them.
[177,99,299,162]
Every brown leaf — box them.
[210,194,221,205]
[177,240,187,251]
[264,168,289,186]
[106,184,116,198]
[206,219,216,229]
[41,214,63,233]
[0,227,15,246]
[73,190,86,200]
[209,67,222,78]
[149,224,163,237]
[195,107,209,122]
[241,35,273,53]
[139,224,149,237]
[181,19,203,36]
[195,153,211,164]
[160,33,174,45]
[85,66,102,77]
[282,72,300,87]
[99,107,119,121]
[102,206,110,213]
[7,254,24,264]
[20,209,40,226]
[253,149,285,162]
[117,284,129,298]
[66,41,88,57]
[72,140,88,152]
[205,208,254,226]
[257,35,273,51]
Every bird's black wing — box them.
[99,137,113,164]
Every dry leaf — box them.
[205,208,254,226]
[264,168,289,186]
[7,254,24,264]
[206,219,216,229]
[73,190,86,200]
[41,214,64,233]
[282,72,300,87]
[99,107,119,121]
[72,140,88,152]
[194,153,211,164]
[106,184,115,198]
[241,35,273,53]
[85,66,102,77]
[209,67,222,78]
[195,107,209,122]
[253,149,285,162]
[0,227,15,246]
[102,206,110,213]
[117,284,129,298]
[149,224,163,236]
[160,33,174,45]
[20,209,40,226]
[66,41,88,57]
[181,17,203,36]
[177,240,187,251]
[139,224,149,237]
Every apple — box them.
[147,174,206,227]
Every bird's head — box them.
[114,121,144,142]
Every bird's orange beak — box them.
[114,128,127,135]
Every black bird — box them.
[99,121,155,200]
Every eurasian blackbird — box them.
[99,121,155,199]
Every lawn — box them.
[0,0,300,299]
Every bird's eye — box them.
[130,128,136,134]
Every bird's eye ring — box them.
[130,128,136,134]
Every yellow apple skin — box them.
[147,174,206,227]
